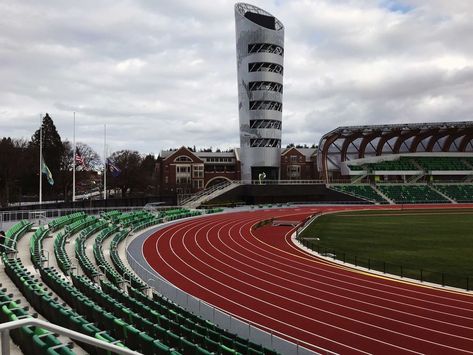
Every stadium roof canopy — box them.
[317,121,473,178]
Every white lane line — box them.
[188,215,473,352]
[161,216,421,354]
[150,218,354,355]
[240,209,473,309]
[205,215,473,338]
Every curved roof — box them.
[317,121,473,178]
[235,3,284,31]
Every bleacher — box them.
[369,158,418,171]
[415,157,471,171]
[377,184,449,204]
[1,208,279,355]
[434,184,473,203]
[347,156,473,174]
[330,185,388,204]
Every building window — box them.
[248,62,283,75]
[290,155,297,163]
[250,119,281,130]
[193,164,204,178]
[250,138,281,148]
[249,100,282,112]
[174,155,193,163]
[248,43,284,56]
[193,179,204,189]
[177,176,191,184]
[287,165,301,179]
[176,165,191,173]
[249,81,283,94]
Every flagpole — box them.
[39,114,43,204]
[103,124,107,200]
[73,112,76,202]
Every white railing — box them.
[178,180,235,206]
[0,206,146,230]
[0,318,140,355]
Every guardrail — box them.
[0,206,167,230]
[0,318,140,355]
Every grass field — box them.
[299,208,473,289]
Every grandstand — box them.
[328,184,389,204]
[0,208,279,354]
[317,121,473,181]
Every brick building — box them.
[156,147,241,196]
[280,147,318,180]
[156,146,319,196]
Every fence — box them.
[295,230,472,291]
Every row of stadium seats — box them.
[3,223,126,355]
[348,156,473,172]
[329,185,389,203]
[434,184,473,203]
[377,185,449,204]
[2,208,278,354]
[331,183,473,204]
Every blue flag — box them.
[107,159,121,177]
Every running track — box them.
[142,206,473,354]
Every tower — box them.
[235,3,284,182]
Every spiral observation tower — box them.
[235,3,285,182]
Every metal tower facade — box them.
[235,3,284,182]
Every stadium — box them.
[0,3,473,355]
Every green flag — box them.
[41,158,54,186]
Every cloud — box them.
[0,0,472,156]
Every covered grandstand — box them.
[317,121,473,182]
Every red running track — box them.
[143,206,473,354]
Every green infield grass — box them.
[299,208,473,289]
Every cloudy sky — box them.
[1,0,472,156]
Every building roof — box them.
[281,147,316,161]
[317,121,473,178]
[160,147,239,161]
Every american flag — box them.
[75,153,85,167]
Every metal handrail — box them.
[0,318,140,355]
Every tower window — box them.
[248,43,283,56]
[248,62,283,75]
[249,101,282,112]
[249,81,283,93]
[250,139,281,148]
[249,119,281,129]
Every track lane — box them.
[143,206,473,354]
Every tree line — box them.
[0,114,158,207]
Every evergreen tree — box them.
[31,113,64,173]
[30,113,64,198]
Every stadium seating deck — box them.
[369,158,418,171]
[348,156,473,173]
[415,157,471,171]
[377,184,449,204]
[434,184,473,202]
[330,184,388,203]
[1,208,279,354]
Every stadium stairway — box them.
[371,185,395,204]
[429,185,457,204]
[180,180,240,208]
